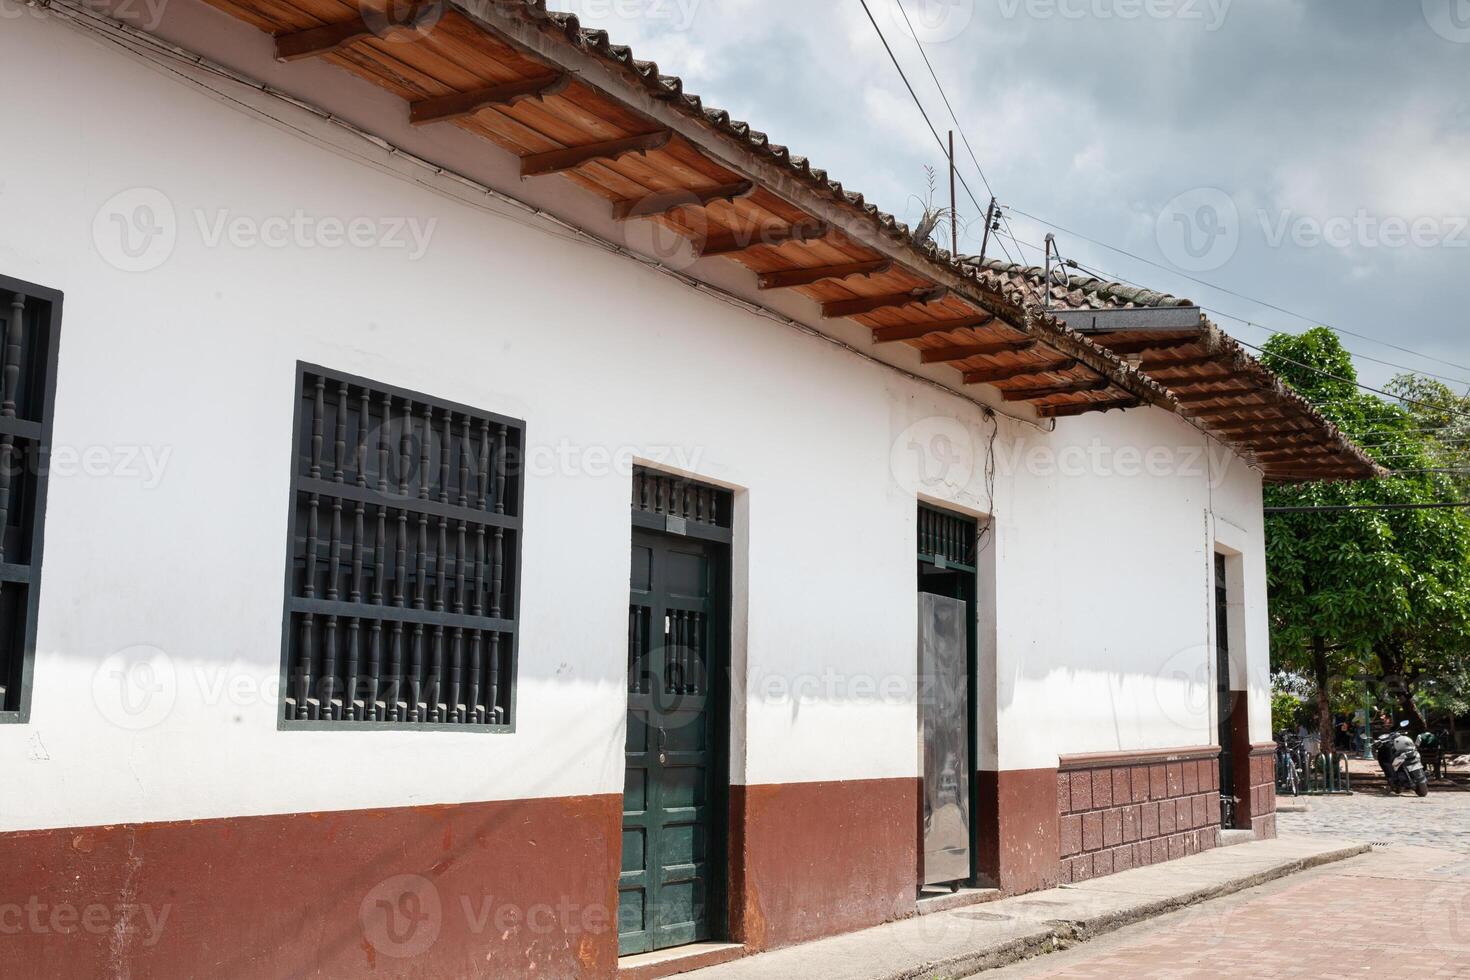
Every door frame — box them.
[620,474,733,955]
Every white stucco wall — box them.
[1,7,1271,832]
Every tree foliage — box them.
[1261,328,1470,744]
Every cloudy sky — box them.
[547,0,1470,391]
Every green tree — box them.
[1260,328,1470,748]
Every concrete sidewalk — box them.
[679,836,1369,980]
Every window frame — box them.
[277,362,525,733]
[0,273,63,725]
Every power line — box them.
[857,0,1020,267]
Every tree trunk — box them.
[1312,636,1333,750]
[1376,641,1429,733]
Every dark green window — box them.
[0,278,60,724]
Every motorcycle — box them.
[1373,720,1430,798]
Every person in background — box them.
[1335,720,1353,751]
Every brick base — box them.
[1057,747,1223,884]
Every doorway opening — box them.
[619,468,732,956]
[917,504,978,894]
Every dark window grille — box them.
[281,365,523,730]
[0,279,60,723]
[918,504,976,570]
[631,466,731,530]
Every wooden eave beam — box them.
[757,259,892,290]
[962,359,1077,385]
[920,338,1039,363]
[520,131,672,177]
[275,18,372,60]
[410,73,570,125]
[454,3,1165,409]
[699,221,830,258]
[1037,397,1141,418]
[870,315,996,344]
[612,181,755,220]
[822,287,948,319]
[999,377,1112,402]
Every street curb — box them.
[882,842,1372,980]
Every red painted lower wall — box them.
[729,777,919,951]
[0,795,622,979]
[975,767,1061,895]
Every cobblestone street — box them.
[982,789,1470,978]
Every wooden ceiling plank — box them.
[757,259,892,290]
[612,181,756,220]
[963,359,1078,385]
[520,130,672,177]
[870,315,995,343]
[410,72,570,125]
[822,287,948,320]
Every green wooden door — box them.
[620,528,723,955]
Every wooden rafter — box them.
[520,131,672,177]
[1172,386,1260,404]
[870,315,995,344]
[999,377,1112,402]
[962,359,1077,385]
[410,73,570,125]
[699,221,829,258]
[822,287,948,319]
[611,181,755,221]
[1097,336,1200,356]
[274,11,437,61]
[1138,353,1222,372]
[1037,397,1140,418]
[757,259,892,290]
[920,338,1038,364]
[1186,398,1275,417]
